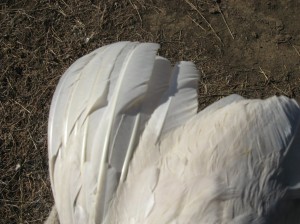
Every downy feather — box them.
[106,95,300,224]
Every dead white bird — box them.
[47,42,300,224]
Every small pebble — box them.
[15,164,21,171]
[275,20,284,31]
[274,34,291,43]
[209,6,220,14]
[251,32,259,39]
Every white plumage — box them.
[48,42,300,224]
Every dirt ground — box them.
[1,0,300,223]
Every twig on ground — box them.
[292,45,300,57]
[185,0,223,44]
[129,0,142,24]
[259,66,269,82]
[13,100,31,114]
[272,84,289,96]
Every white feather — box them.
[143,61,199,143]
[89,42,160,222]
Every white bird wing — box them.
[49,40,300,223]
[107,95,300,223]
[48,42,176,223]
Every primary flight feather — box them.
[47,42,300,224]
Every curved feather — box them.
[49,42,127,223]
[90,42,160,222]
[198,94,244,117]
[48,42,167,223]
[48,45,109,187]
[48,45,108,157]
[117,56,173,184]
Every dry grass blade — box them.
[188,14,207,32]
[259,66,269,82]
[129,0,143,24]
[216,3,235,40]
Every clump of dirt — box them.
[1,0,299,223]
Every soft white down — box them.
[47,42,300,224]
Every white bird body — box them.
[48,42,300,224]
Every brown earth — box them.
[1,0,300,223]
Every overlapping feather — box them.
[48,42,175,223]
[143,61,199,143]
[49,41,200,223]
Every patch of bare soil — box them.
[1,0,299,223]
